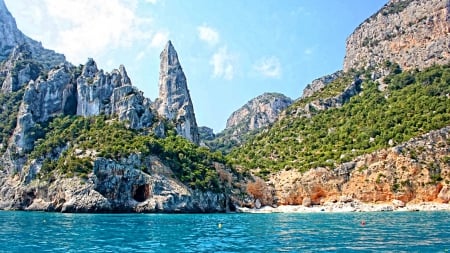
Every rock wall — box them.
[154,41,200,144]
[0,154,232,213]
[343,0,450,71]
[0,44,41,93]
[268,126,450,205]
[0,0,65,69]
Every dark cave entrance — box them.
[133,184,150,202]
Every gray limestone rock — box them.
[225,92,293,133]
[301,71,343,99]
[0,0,65,69]
[0,44,42,93]
[154,41,200,144]
[343,0,450,72]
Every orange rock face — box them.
[268,127,450,205]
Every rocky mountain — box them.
[0,0,449,213]
[153,41,200,145]
[344,0,450,72]
[228,0,450,207]
[0,3,250,212]
[225,92,293,133]
[0,0,65,69]
[202,92,292,153]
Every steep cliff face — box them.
[0,44,42,93]
[7,58,154,155]
[0,154,236,212]
[344,0,450,71]
[154,41,200,144]
[268,127,450,205]
[11,64,72,153]
[0,0,65,69]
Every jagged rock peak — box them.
[161,40,180,68]
[155,40,200,144]
[226,92,293,132]
[81,58,98,78]
[343,0,450,72]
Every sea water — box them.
[0,211,449,252]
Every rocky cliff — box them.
[0,154,237,213]
[0,1,247,213]
[230,0,450,209]
[268,126,450,206]
[344,0,450,71]
[0,0,65,69]
[153,41,200,144]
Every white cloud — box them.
[144,0,158,4]
[197,25,219,46]
[11,0,154,64]
[253,56,282,78]
[210,47,235,80]
[150,31,170,48]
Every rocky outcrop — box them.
[203,93,292,153]
[225,92,293,134]
[76,59,154,129]
[301,71,343,99]
[153,41,199,144]
[290,77,362,118]
[343,0,450,72]
[0,44,42,93]
[0,154,233,213]
[8,63,72,157]
[0,0,65,69]
[267,126,450,206]
[198,126,215,141]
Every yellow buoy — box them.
[218,223,222,229]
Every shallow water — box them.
[0,211,449,252]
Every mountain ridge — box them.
[0,0,449,212]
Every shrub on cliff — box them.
[32,115,230,192]
[228,64,450,176]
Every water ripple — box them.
[0,211,449,252]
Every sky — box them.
[5,0,387,132]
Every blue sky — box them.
[5,0,387,132]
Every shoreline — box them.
[236,201,450,213]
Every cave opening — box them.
[133,184,149,202]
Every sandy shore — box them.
[236,201,450,213]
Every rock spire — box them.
[155,40,199,144]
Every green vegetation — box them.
[228,64,450,177]
[32,116,230,192]
[0,88,25,152]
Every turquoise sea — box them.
[0,211,449,252]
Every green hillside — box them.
[31,115,231,192]
[227,64,450,178]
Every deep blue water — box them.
[0,211,449,252]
